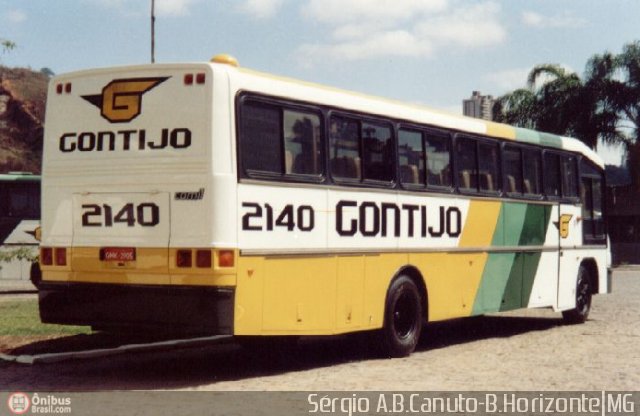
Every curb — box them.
[0,335,235,365]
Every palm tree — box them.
[609,41,640,188]
[493,64,584,139]
[1,39,15,54]
[492,88,538,130]
[494,62,623,151]
[526,64,583,139]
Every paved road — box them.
[0,270,638,391]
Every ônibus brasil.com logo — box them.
[7,392,30,415]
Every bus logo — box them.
[82,77,169,123]
[557,214,573,238]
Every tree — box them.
[609,41,640,188]
[494,62,622,150]
[40,67,55,78]
[493,43,640,189]
[1,39,16,54]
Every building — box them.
[463,91,495,120]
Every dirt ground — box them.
[0,270,638,391]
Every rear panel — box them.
[41,64,221,286]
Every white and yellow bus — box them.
[38,55,611,357]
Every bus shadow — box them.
[417,314,563,351]
[0,314,564,391]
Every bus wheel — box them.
[30,262,42,289]
[562,265,592,324]
[380,275,422,358]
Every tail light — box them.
[196,250,212,268]
[41,247,67,266]
[176,249,192,268]
[218,250,234,268]
[41,247,53,265]
[55,248,67,266]
[175,249,234,269]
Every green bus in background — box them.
[0,172,40,285]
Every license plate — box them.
[100,247,136,262]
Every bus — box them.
[0,172,40,283]
[38,54,611,357]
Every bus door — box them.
[71,192,171,284]
[556,155,582,310]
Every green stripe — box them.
[519,205,552,306]
[472,203,552,314]
[514,127,564,149]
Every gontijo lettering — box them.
[59,128,191,152]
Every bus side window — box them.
[362,122,393,182]
[455,137,478,192]
[562,155,579,198]
[283,109,323,176]
[478,141,500,193]
[523,149,542,196]
[425,132,452,188]
[330,116,361,181]
[543,152,561,198]
[239,101,282,175]
[503,145,523,195]
[398,129,426,187]
[581,160,605,243]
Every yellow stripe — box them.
[459,200,502,247]
[453,200,502,319]
[485,121,516,141]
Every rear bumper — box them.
[38,282,234,335]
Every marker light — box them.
[65,83,72,93]
[56,84,63,94]
[184,74,194,85]
[177,249,192,268]
[210,54,239,67]
[196,73,206,84]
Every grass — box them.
[0,298,91,336]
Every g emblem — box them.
[82,77,169,123]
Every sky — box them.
[1,0,639,164]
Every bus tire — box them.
[562,265,592,324]
[30,262,42,289]
[380,275,422,358]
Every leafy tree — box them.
[493,41,640,188]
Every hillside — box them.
[0,66,48,174]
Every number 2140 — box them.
[81,203,160,227]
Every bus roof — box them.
[218,60,604,169]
